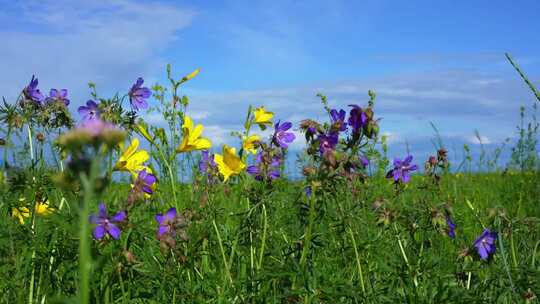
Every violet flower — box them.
[23,75,45,104]
[78,100,100,121]
[199,150,216,173]
[273,121,296,148]
[46,88,70,106]
[134,169,157,195]
[348,105,367,133]
[330,109,347,132]
[156,207,177,237]
[473,229,497,260]
[360,155,369,168]
[247,152,281,181]
[128,77,152,111]
[387,155,418,183]
[89,203,126,240]
[446,214,456,239]
[318,132,338,154]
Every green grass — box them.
[1,170,538,303]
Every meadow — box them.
[0,55,539,303]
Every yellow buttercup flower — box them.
[12,207,30,225]
[114,137,149,174]
[176,115,212,153]
[253,106,273,128]
[214,145,246,181]
[242,135,260,155]
[35,198,55,216]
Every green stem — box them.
[300,191,316,269]
[27,125,34,162]
[505,53,540,103]
[212,220,233,285]
[79,159,99,304]
[347,227,366,295]
[257,204,268,270]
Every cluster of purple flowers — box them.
[247,151,282,181]
[23,75,70,107]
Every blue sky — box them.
[1,0,539,169]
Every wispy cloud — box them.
[0,0,195,101]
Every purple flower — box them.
[360,155,369,168]
[199,150,216,173]
[330,109,347,132]
[473,229,497,260]
[135,169,157,195]
[305,186,312,198]
[78,100,100,121]
[446,214,456,239]
[128,77,152,111]
[386,155,418,183]
[247,152,281,181]
[348,105,367,133]
[46,88,70,106]
[273,121,296,149]
[23,75,45,104]
[318,132,338,154]
[156,207,177,237]
[89,203,126,240]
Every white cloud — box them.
[465,135,492,145]
[0,0,195,103]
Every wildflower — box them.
[273,121,296,149]
[89,203,127,240]
[318,132,338,153]
[114,137,149,174]
[242,134,260,155]
[386,155,418,183]
[23,75,45,104]
[176,116,212,153]
[446,214,456,239]
[77,100,100,121]
[330,109,347,132]
[46,89,70,106]
[473,229,497,260]
[247,152,281,181]
[199,150,216,173]
[35,198,55,216]
[305,186,312,198]
[128,77,152,111]
[214,145,246,181]
[133,168,157,195]
[12,207,30,224]
[348,105,367,133]
[58,119,125,150]
[253,106,274,129]
[360,155,369,168]
[156,207,177,237]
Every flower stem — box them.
[257,204,268,270]
[212,220,233,285]
[78,159,98,304]
[347,227,366,295]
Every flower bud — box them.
[36,133,45,142]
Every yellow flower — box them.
[176,115,212,153]
[114,137,149,174]
[253,106,273,128]
[182,68,200,82]
[242,135,260,155]
[12,207,30,225]
[214,145,246,181]
[35,198,55,216]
